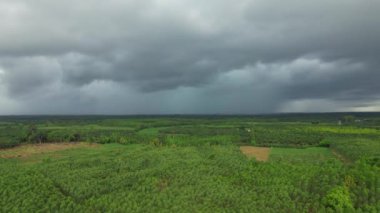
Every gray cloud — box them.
[0,0,379,114]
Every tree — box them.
[343,115,355,123]
[323,186,354,211]
[26,124,37,142]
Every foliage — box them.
[322,186,354,211]
[0,114,379,212]
[328,137,380,165]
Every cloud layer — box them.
[0,0,379,114]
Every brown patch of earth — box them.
[0,142,98,159]
[240,146,271,162]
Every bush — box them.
[323,186,354,211]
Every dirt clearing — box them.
[240,146,271,162]
[0,142,98,159]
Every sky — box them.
[0,0,380,114]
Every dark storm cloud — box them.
[0,0,380,114]
[0,56,61,96]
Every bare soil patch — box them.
[0,142,98,159]
[240,146,271,162]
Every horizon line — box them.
[0,111,379,117]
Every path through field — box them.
[0,142,97,159]
[240,146,271,162]
[331,149,351,164]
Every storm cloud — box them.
[0,0,379,114]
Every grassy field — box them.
[0,113,379,212]
[269,147,336,164]
[0,144,346,212]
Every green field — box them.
[269,147,336,163]
[0,113,380,212]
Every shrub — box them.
[323,186,353,211]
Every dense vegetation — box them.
[0,113,379,212]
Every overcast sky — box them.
[0,0,379,114]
